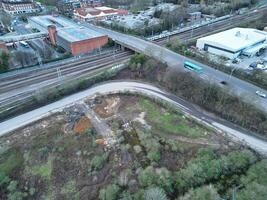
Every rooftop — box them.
[57,27,105,42]
[29,15,106,42]
[29,15,77,30]
[198,28,267,52]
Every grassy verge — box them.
[139,98,209,139]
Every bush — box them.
[175,150,257,194]
[179,185,220,200]
[138,166,157,187]
[237,182,267,200]
[144,187,168,200]
[91,154,108,171]
[99,184,121,200]
[0,172,10,186]
[147,150,161,162]
[7,181,27,200]
[235,159,267,200]
[138,166,174,194]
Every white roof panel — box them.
[198,28,267,52]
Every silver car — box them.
[256,91,267,98]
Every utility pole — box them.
[229,65,238,81]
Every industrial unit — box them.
[29,15,108,55]
[196,28,267,59]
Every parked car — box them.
[256,91,266,98]
[232,58,241,64]
[249,62,257,69]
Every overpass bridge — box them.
[83,23,267,113]
[0,32,47,43]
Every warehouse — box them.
[196,28,267,59]
[29,15,108,55]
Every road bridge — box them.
[83,23,267,113]
[0,32,47,43]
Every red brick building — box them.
[29,15,108,56]
[74,6,128,21]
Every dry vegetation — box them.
[0,94,265,200]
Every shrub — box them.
[179,185,220,200]
[91,154,108,171]
[175,150,257,193]
[138,166,157,187]
[99,184,121,200]
[147,151,161,162]
[138,166,174,194]
[144,187,168,200]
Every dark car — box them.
[249,62,257,69]
[220,81,227,85]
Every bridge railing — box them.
[0,32,47,43]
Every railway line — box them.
[155,5,267,45]
[0,49,124,82]
[0,5,266,119]
[0,51,132,93]
[0,51,132,109]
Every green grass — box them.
[139,99,209,139]
[31,156,53,180]
[0,149,24,176]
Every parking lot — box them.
[226,49,267,72]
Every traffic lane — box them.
[85,24,267,109]
[164,51,267,110]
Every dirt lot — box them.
[0,94,253,200]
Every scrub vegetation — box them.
[0,94,264,199]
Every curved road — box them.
[0,81,266,155]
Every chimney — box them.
[47,25,57,46]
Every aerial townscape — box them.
[0,0,267,199]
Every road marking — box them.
[199,74,209,80]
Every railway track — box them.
[0,51,132,93]
[0,49,124,82]
[0,51,132,110]
[155,5,267,45]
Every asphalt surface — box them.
[83,23,267,113]
[0,81,266,155]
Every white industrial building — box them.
[196,28,267,59]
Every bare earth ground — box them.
[0,95,248,200]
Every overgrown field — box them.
[0,95,266,200]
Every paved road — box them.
[0,81,266,155]
[83,23,267,113]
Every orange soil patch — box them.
[73,116,92,134]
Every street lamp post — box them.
[229,65,238,81]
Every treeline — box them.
[97,148,261,200]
